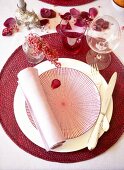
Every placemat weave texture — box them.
[39,0,95,6]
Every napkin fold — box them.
[17,67,65,151]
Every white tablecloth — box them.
[0,0,124,169]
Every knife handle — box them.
[87,114,104,150]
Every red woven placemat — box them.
[0,33,124,163]
[39,0,95,6]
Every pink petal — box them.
[60,12,71,20]
[51,79,61,89]
[70,8,80,18]
[40,19,49,26]
[89,7,98,19]
[4,17,16,27]
[40,8,56,18]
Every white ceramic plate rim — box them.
[14,58,113,152]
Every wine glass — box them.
[59,17,86,54]
[86,15,121,70]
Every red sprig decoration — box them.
[25,33,61,67]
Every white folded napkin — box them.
[17,67,65,151]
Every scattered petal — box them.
[60,12,71,20]
[51,79,61,89]
[121,26,124,30]
[65,22,72,30]
[40,19,49,26]
[56,24,61,33]
[94,18,110,31]
[102,21,109,29]
[74,18,87,27]
[80,11,90,20]
[70,8,80,18]
[96,18,104,26]
[4,17,16,27]
[89,7,98,19]
[2,27,13,36]
[40,8,56,18]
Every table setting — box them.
[0,0,124,169]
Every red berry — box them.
[51,79,61,89]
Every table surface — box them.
[0,0,124,169]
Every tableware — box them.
[59,17,86,54]
[87,72,117,150]
[22,33,44,64]
[90,63,110,132]
[112,0,124,12]
[17,67,65,151]
[14,58,113,152]
[86,15,121,70]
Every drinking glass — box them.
[86,15,121,70]
[59,17,86,54]
[22,33,44,64]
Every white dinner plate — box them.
[14,58,113,152]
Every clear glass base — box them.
[26,54,44,64]
[86,49,111,70]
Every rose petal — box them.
[51,79,61,89]
[102,21,109,29]
[40,19,49,26]
[40,8,56,18]
[70,8,80,18]
[56,24,61,33]
[80,12,90,20]
[95,18,104,26]
[74,18,87,27]
[49,9,56,18]
[4,17,16,27]
[65,22,72,30]
[60,12,71,20]
[89,7,98,19]
[2,27,13,36]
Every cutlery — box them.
[90,64,110,132]
[87,72,117,150]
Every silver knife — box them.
[87,72,117,150]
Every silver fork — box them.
[90,63,109,132]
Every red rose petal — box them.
[4,17,16,27]
[40,8,56,18]
[96,18,104,26]
[74,18,87,27]
[70,8,80,18]
[2,27,13,36]
[80,12,90,20]
[65,22,72,30]
[102,21,109,29]
[60,12,71,20]
[56,24,61,33]
[89,7,98,19]
[40,19,49,26]
[51,79,61,89]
